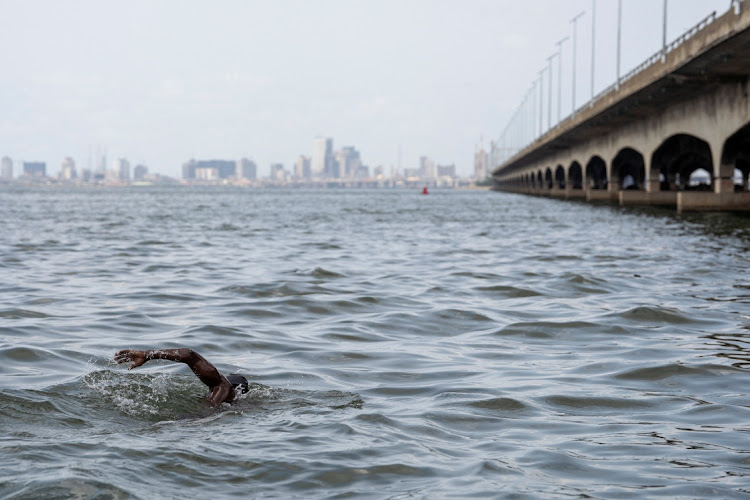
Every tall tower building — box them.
[133,164,148,180]
[182,159,197,179]
[23,162,46,177]
[1,157,12,179]
[236,158,257,179]
[295,155,311,179]
[60,157,77,180]
[474,143,488,181]
[270,163,286,181]
[420,156,436,180]
[113,158,130,181]
[335,147,362,179]
[312,137,334,178]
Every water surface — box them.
[1,187,749,498]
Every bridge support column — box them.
[645,178,660,192]
[607,180,621,201]
[645,155,661,193]
[715,162,736,194]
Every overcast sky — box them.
[0,0,732,177]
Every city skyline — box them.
[1,134,480,184]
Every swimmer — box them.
[115,348,248,405]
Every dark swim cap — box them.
[226,374,249,394]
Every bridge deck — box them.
[494,5,750,177]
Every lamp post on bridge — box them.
[530,80,537,145]
[662,0,668,61]
[538,68,546,137]
[591,0,596,100]
[555,36,569,123]
[570,10,585,116]
[616,0,622,89]
[546,53,557,130]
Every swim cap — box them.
[226,374,249,394]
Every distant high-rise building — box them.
[236,158,257,180]
[182,159,197,179]
[113,158,130,181]
[270,163,286,181]
[97,152,107,178]
[22,162,46,178]
[182,159,236,180]
[295,155,311,179]
[335,147,362,179]
[60,157,77,180]
[474,144,488,181]
[437,164,456,178]
[195,167,219,180]
[1,157,12,179]
[312,137,335,178]
[420,156,436,180]
[403,167,420,178]
[133,164,148,180]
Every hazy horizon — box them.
[0,0,730,178]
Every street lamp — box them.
[616,0,622,88]
[570,11,585,115]
[546,53,557,129]
[538,68,546,136]
[591,0,596,99]
[555,36,569,122]
[662,0,668,61]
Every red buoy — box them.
[422,186,429,195]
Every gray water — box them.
[1,187,750,499]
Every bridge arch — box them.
[612,148,645,190]
[651,134,713,191]
[545,167,553,189]
[721,122,750,192]
[586,156,607,189]
[569,161,583,190]
[555,165,565,189]
[537,170,543,189]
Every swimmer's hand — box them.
[115,349,149,370]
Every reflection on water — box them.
[0,187,749,498]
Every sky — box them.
[0,0,732,178]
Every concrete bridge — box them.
[491,2,750,212]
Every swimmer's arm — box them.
[115,348,227,391]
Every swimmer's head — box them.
[226,374,249,394]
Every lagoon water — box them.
[1,187,750,498]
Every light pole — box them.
[531,81,537,143]
[555,36,569,123]
[570,11,585,115]
[616,0,622,88]
[538,68,546,136]
[662,0,668,60]
[547,53,556,129]
[591,0,596,99]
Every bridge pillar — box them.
[607,180,621,201]
[715,163,736,193]
[645,178,660,193]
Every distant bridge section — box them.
[491,2,750,212]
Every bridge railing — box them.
[493,8,722,171]
[588,11,717,110]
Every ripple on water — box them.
[611,305,709,325]
[0,308,54,319]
